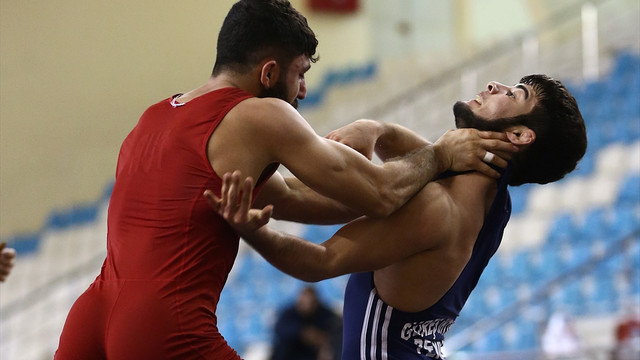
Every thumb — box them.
[255,205,274,227]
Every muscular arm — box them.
[205,171,461,283]
[230,99,512,218]
[250,113,513,221]
[326,119,431,161]
[267,106,443,218]
[254,172,360,225]
[244,186,454,282]
[254,120,432,223]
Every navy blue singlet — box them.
[341,169,512,360]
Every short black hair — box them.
[212,0,319,76]
[507,74,587,185]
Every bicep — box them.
[261,110,385,212]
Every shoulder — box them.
[233,97,299,120]
[229,97,313,135]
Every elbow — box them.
[295,268,333,282]
[299,273,328,283]
[298,255,342,282]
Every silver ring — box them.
[482,151,495,163]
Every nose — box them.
[487,81,500,94]
[297,79,307,100]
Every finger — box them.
[0,242,5,252]
[1,248,16,260]
[480,137,519,153]
[235,177,254,223]
[220,172,233,211]
[488,153,509,169]
[203,190,222,212]
[225,172,243,218]
[477,130,510,142]
[474,161,501,179]
[255,205,274,227]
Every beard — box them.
[453,101,516,132]
[259,80,298,109]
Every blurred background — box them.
[1,0,638,359]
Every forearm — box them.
[369,143,446,216]
[242,226,337,282]
[270,182,361,224]
[323,120,440,217]
[255,175,361,224]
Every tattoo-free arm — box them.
[254,172,361,225]
[251,100,447,217]
[205,171,454,282]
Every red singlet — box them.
[55,88,274,360]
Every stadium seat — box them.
[616,174,640,207]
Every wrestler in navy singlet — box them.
[341,170,511,360]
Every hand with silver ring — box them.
[482,151,495,163]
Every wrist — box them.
[431,142,449,174]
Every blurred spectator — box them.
[541,311,585,359]
[612,299,640,360]
[271,286,341,360]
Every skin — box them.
[466,81,537,120]
[205,80,538,311]
[0,243,16,282]
[177,54,518,223]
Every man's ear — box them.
[506,126,536,145]
[260,60,279,88]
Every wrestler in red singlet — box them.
[55,88,275,360]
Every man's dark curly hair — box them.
[212,0,319,76]
[506,74,587,185]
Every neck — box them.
[178,72,261,103]
[451,172,500,216]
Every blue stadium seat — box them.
[471,328,505,352]
[609,205,638,241]
[510,318,539,350]
[558,280,586,313]
[616,174,640,207]
[576,207,608,241]
[546,212,580,246]
[5,233,40,255]
[508,184,532,214]
[479,256,504,285]
[572,149,595,176]
[506,250,535,283]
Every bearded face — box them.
[453,101,520,132]
[259,79,299,109]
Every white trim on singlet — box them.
[361,289,377,359]
[381,305,392,360]
[360,288,394,360]
[170,95,186,108]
